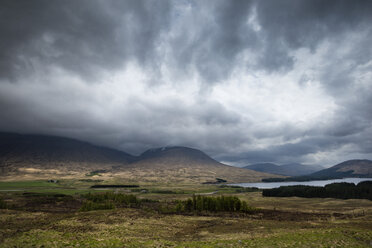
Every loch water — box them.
[230,178,372,189]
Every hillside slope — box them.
[114,146,279,183]
[244,163,323,176]
[310,159,372,178]
[263,159,372,182]
[0,132,135,176]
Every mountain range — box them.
[262,159,372,182]
[1,132,371,183]
[0,132,278,183]
[243,163,324,177]
[308,159,372,179]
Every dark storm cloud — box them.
[256,0,372,48]
[175,0,256,82]
[168,0,372,82]
[0,0,171,81]
[219,134,369,166]
[1,0,371,81]
[0,0,371,166]
[254,0,372,72]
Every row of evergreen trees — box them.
[262,181,372,200]
[178,195,253,213]
[80,192,254,213]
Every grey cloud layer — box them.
[0,0,371,166]
[0,0,172,80]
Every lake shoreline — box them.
[229,178,372,189]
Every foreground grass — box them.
[1,207,371,248]
[0,180,372,247]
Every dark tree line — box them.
[178,195,253,213]
[84,191,140,206]
[90,185,139,188]
[79,192,254,213]
[262,181,372,200]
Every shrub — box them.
[79,200,115,212]
[0,197,7,209]
[175,201,184,212]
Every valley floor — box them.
[0,180,371,247]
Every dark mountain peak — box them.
[139,146,215,162]
[0,132,281,183]
[309,159,372,178]
[244,163,286,176]
[0,132,136,167]
[140,146,184,156]
[244,163,279,170]
[263,159,372,182]
[281,163,301,167]
[332,159,372,169]
[130,145,280,182]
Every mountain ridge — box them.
[244,162,324,176]
[0,132,136,168]
[310,159,372,178]
[262,159,372,182]
[0,132,279,183]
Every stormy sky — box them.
[1,0,372,167]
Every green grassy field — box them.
[0,179,371,247]
[0,180,61,189]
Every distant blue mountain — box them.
[243,162,324,176]
[262,159,372,182]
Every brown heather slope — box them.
[113,147,279,183]
[0,132,135,179]
[266,159,372,182]
[308,159,372,178]
[0,133,282,183]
